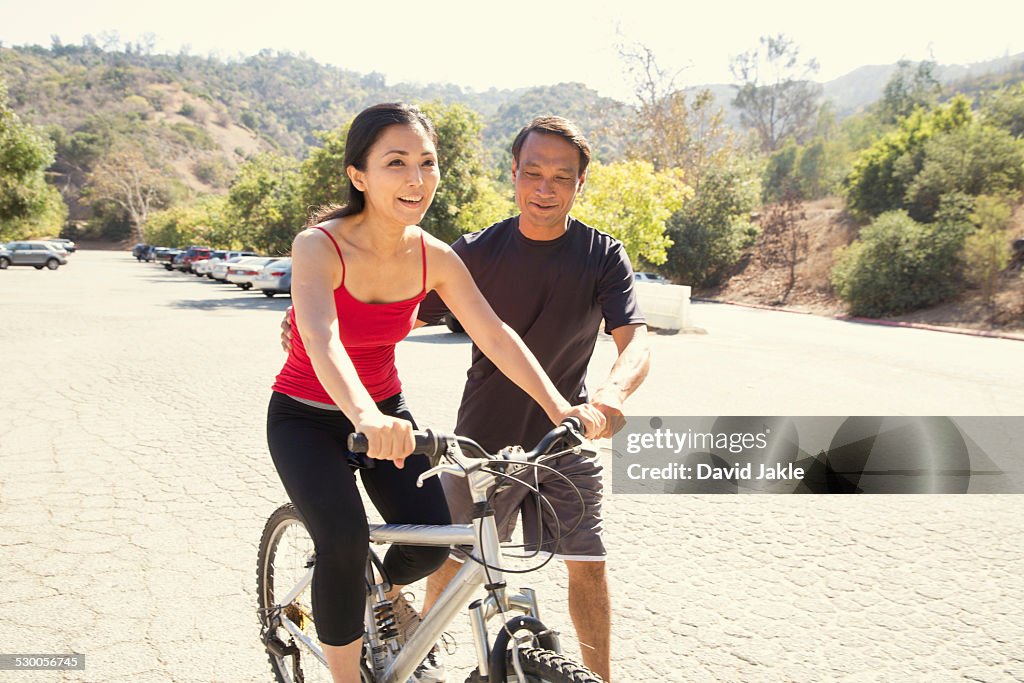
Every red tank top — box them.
[272,227,428,403]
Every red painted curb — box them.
[696,298,1024,342]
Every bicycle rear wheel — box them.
[464,647,603,683]
[257,503,339,683]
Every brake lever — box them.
[415,462,483,488]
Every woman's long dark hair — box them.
[308,103,437,226]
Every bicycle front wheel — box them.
[464,647,603,683]
[257,503,337,683]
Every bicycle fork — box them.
[469,586,562,680]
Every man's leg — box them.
[521,450,609,679]
[565,560,611,682]
[422,556,461,615]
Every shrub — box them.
[903,125,1024,222]
[192,157,233,188]
[662,158,761,287]
[831,210,968,317]
[844,97,972,220]
[168,122,217,151]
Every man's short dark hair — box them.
[511,116,592,176]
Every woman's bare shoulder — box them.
[419,228,456,256]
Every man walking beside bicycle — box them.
[281,116,649,681]
[417,117,651,683]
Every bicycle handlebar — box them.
[346,417,585,467]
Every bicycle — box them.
[257,419,604,683]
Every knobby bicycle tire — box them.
[464,647,603,683]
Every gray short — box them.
[440,451,606,561]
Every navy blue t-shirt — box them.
[418,215,645,452]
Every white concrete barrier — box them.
[634,281,692,332]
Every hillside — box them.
[0,44,630,225]
[5,42,1024,226]
[703,199,1024,334]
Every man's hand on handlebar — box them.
[557,403,605,440]
[588,389,627,440]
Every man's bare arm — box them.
[589,324,650,439]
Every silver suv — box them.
[0,241,69,270]
[634,271,668,284]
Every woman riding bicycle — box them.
[266,102,604,683]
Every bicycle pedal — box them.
[264,634,298,658]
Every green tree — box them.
[662,158,761,287]
[982,83,1024,138]
[762,140,799,201]
[419,101,489,242]
[572,160,691,266]
[877,59,942,125]
[453,175,515,234]
[844,96,973,220]
[831,210,968,317]
[227,152,303,254]
[86,144,169,242]
[143,194,231,247]
[299,125,349,219]
[963,195,1014,306]
[904,124,1024,222]
[614,45,762,285]
[0,81,67,240]
[730,34,823,152]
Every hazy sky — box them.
[2,0,1022,102]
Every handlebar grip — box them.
[561,416,584,434]
[347,429,448,463]
[347,432,369,453]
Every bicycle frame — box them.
[271,467,555,683]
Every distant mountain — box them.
[823,53,1024,116]
[685,52,1024,124]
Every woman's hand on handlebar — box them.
[353,412,415,469]
[557,403,606,440]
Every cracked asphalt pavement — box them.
[1,250,1022,682]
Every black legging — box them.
[266,391,451,646]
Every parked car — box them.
[175,246,215,272]
[156,248,181,270]
[253,258,292,297]
[634,271,669,284]
[226,257,282,290]
[198,251,258,278]
[132,243,150,260]
[211,256,246,282]
[48,238,77,253]
[192,258,211,276]
[0,241,68,270]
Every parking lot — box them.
[1,250,1023,682]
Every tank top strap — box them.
[313,226,346,285]
[419,231,427,294]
